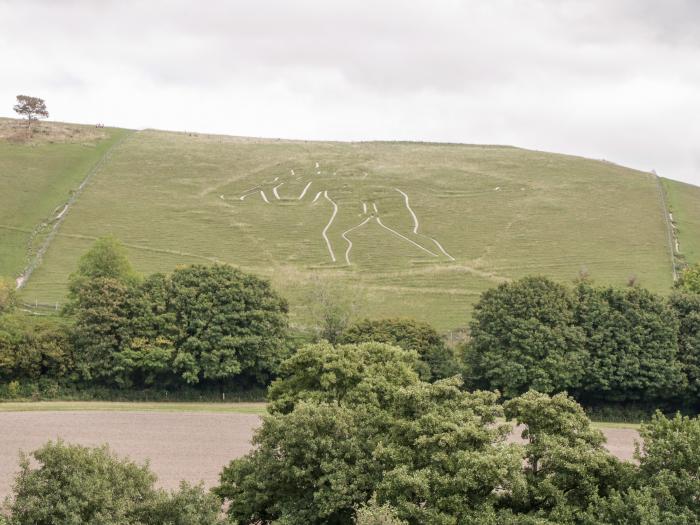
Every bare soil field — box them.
[0,411,259,499]
[0,411,639,499]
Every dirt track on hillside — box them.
[0,412,639,499]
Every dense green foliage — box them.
[466,276,586,397]
[467,276,696,406]
[69,262,289,389]
[340,318,461,381]
[217,342,700,524]
[0,314,74,385]
[669,292,700,401]
[574,282,684,403]
[0,238,290,396]
[67,235,139,299]
[675,262,700,294]
[267,341,420,414]
[3,441,226,525]
[220,342,523,524]
[0,279,15,314]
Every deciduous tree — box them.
[12,95,48,132]
[340,318,461,381]
[574,282,684,402]
[466,276,586,397]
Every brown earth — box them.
[0,411,259,499]
[0,411,639,500]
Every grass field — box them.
[3,121,691,330]
[662,177,700,266]
[0,119,128,281]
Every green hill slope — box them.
[0,119,128,283]
[662,178,700,267]
[2,123,683,330]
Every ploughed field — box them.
[2,119,694,330]
[0,407,639,499]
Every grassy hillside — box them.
[662,178,700,267]
[5,125,677,331]
[0,119,128,281]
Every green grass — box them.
[5,125,681,330]
[662,178,700,266]
[0,120,129,279]
[0,401,267,414]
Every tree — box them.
[0,314,74,384]
[4,441,226,525]
[12,95,48,132]
[668,292,700,404]
[674,263,700,294]
[466,276,586,397]
[503,391,629,522]
[585,412,700,524]
[161,264,289,386]
[0,278,16,314]
[65,237,290,388]
[6,440,157,524]
[69,277,138,385]
[67,236,138,303]
[267,341,421,414]
[306,275,362,343]
[219,342,525,524]
[340,318,461,381]
[219,382,523,525]
[574,282,685,403]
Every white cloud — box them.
[1,0,698,183]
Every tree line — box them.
[2,341,699,524]
[465,274,700,409]
[0,238,461,399]
[2,236,700,412]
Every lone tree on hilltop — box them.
[13,95,49,133]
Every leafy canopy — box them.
[4,440,226,525]
[467,276,586,397]
[340,318,461,381]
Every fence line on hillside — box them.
[654,174,678,282]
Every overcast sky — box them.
[2,0,699,184]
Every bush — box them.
[4,441,226,525]
[6,441,158,524]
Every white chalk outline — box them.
[322,191,338,262]
[272,182,284,199]
[260,190,270,203]
[395,187,455,261]
[341,216,372,265]
[362,202,367,214]
[395,188,419,233]
[298,181,312,200]
[431,238,455,260]
[312,191,322,203]
[372,203,378,213]
[376,217,438,257]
